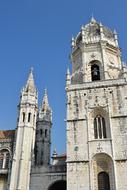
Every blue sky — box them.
[0,0,127,155]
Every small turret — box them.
[114,29,119,47]
[71,36,75,49]
[66,68,71,87]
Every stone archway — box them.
[92,153,115,190]
[48,180,66,190]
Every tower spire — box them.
[66,67,71,86]
[38,88,52,121]
[41,88,50,111]
[35,89,52,166]
[25,67,36,93]
[90,14,96,23]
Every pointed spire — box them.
[67,67,70,76]
[90,15,96,23]
[25,67,36,93]
[66,67,71,86]
[100,22,104,40]
[71,36,75,48]
[114,29,118,47]
[100,22,103,27]
[38,89,52,122]
[114,29,117,35]
[42,88,49,109]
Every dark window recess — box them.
[28,113,31,123]
[94,118,98,139]
[91,64,100,81]
[45,129,47,137]
[23,112,25,122]
[40,129,43,136]
[33,114,35,124]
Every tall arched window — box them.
[28,112,31,123]
[91,64,100,81]
[22,112,25,122]
[98,172,110,190]
[94,115,107,139]
[0,149,10,169]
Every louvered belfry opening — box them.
[91,64,100,81]
[98,172,110,190]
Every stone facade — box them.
[0,17,127,190]
[66,17,127,190]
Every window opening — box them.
[28,113,31,123]
[45,129,47,137]
[33,114,35,124]
[0,150,10,169]
[91,64,100,81]
[94,115,107,139]
[23,112,25,122]
[40,129,43,136]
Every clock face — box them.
[109,57,114,64]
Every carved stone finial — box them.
[90,15,96,23]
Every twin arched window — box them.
[0,149,10,169]
[94,115,107,139]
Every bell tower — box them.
[70,17,122,84]
[66,18,127,190]
[9,68,38,190]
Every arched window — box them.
[33,114,36,124]
[0,149,10,169]
[98,172,110,190]
[94,115,107,139]
[45,129,47,138]
[22,112,25,122]
[91,64,100,81]
[40,129,43,137]
[28,112,31,123]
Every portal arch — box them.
[92,153,115,190]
